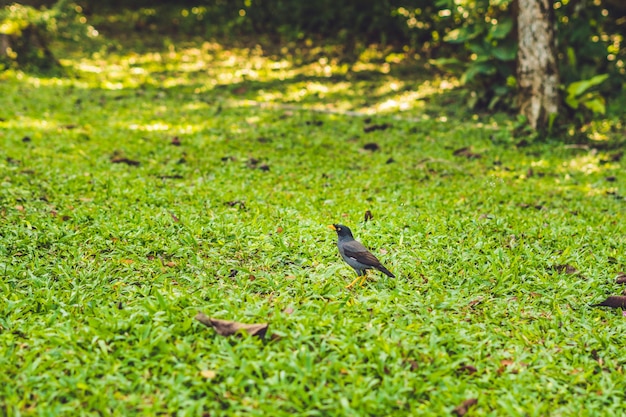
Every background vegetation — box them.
[3,0,625,128]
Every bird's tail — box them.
[376,265,395,278]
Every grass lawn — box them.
[1,33,626,416]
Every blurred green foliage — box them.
[2,0,625,124]
[0,0,97,71]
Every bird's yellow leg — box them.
[346,275,361,289]
[359,273,368,287]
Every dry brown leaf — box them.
[110,155,140,166]
[402,359,420,372]
[453,398,478,416]
[468,298,483,308]
[453,147,482,159]
[363,123,391,133]
[592,296,626,309]
[363,142,380,151]
[195,312,269,339]
[458,364,477,375]
[364,210,373,222]
[554,264,579,274]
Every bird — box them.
[329,224,395,288]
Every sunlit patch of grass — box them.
[53,41,467,118]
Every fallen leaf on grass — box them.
[498,359,527,374]
[364,210,373,222]
[592,296,626,309]
[169,211,180,222]
[403,359,419,371]
[195,313,269,339]
[363,142,380,152]
[467,297,483,308]
[453,147,482,159]
[553,264,579,275]
[453,398,478,416]
[171,136,181,146]
[363,123,391,133]
[111,156,140,166]
[458,364,477,374]
[225,200,246,209]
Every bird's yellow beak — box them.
[327,224,337,231]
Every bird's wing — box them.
[342,240,381,267]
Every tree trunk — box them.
[516,0,560,130]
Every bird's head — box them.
[328,224,354,239]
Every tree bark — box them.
[516,0,560,130]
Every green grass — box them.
[1,36,626,417]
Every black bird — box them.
[329,224,395,288]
